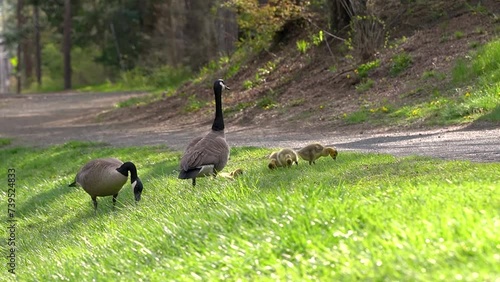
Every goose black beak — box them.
[225,85,231,90]
[133,178,143,202]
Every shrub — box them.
[356,59,380,78]
[390,52,413,76]
[356,78,375,92]
[296,40,310,54]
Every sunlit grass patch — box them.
[2,141,499,280]
[0,137,12,147]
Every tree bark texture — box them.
[63,0,71,90]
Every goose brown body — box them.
[180,130,229,174]
[268,148,299,169]
[75,158,127,197]
[178,79,230,186]
[297,143,338,165]
[70,158,144,210]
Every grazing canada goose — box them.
[69,158,144,210]
[297,143,338,165]
[268,148,299,169]
[178,79,231,186]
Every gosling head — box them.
[132,177,144,202]
[268,160,278,170]
[230,168,244,177]
[326,147,338,160]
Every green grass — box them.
[115,91,167,108]
[355,78,375,93]
[0,137,12,147]
[356,59,380,78]
[1,142,499,280]
[349,38,500,126]
[389,52,413,77]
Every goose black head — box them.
[132,177,144,202]
[214,79,230,93]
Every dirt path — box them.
[1,92,499,162]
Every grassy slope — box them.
[1,142,499,280]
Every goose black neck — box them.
[116,162,139,183]
[212,88,224,131]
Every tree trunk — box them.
[23,38,33,85]
[215,4,238,56]
[16,0,23,94]
[34,1,41,86]
[63,0,72,90]
[327,0,352,32]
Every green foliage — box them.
[26,44,110,92]
[257,61,277,78]
[454,31,464,39]
[421,70,446,80]
[355,78,375,92]
[257,95,277,110]
[389,52,413,76]
[225,0,304,52]
[242,60,278,89]
[453,39,500,85]
[466,2,489,15]
[289,98,306,107]
[77,66,192,96]
[115,92,167,109]
[296,40,310,54]
[120,66,192,90]
[0,138,12,147]
[2,142,499,281]
[224,101,254,116]
[345,109,368,123]
[183,94,206,113]
[346,39,500,126]
[26,43,192,94]
[311,30,324,46]
[243,80,254,90]
[356,59,380,78]
[452,59,470,84]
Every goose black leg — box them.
[113,194,118,207]
[192,178,196,186]
[91,196,98,212]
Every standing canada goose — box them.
[69,158,144,210]
[297,143,338,165]
[268,148,299,169]
[178,79,231,186]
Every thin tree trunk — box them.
[63,0,71,90]
[16,0,23,94]
[34,1,41,86]
[23,38,33,84]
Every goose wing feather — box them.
[75,158,127,197]
[180,131,229,172]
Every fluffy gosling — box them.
[268,148,299,169]
[297,143,338,165]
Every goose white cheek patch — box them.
[131,181,137,190]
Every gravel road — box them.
[1,92,499,162]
